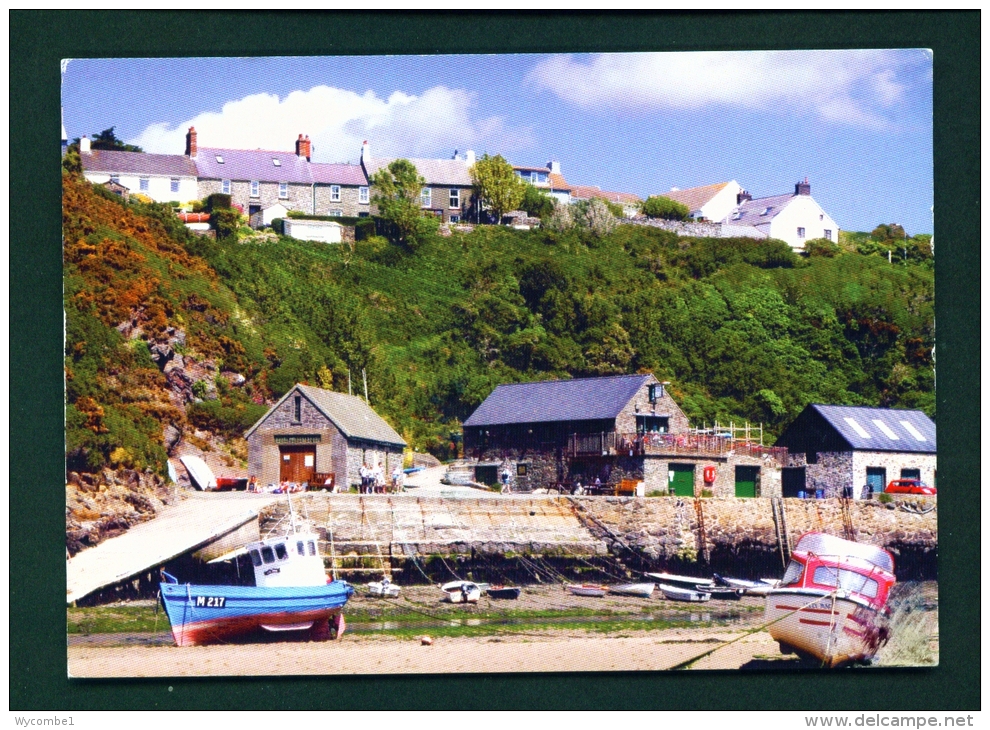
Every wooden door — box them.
[734,465,758,498]
[279,445,316,484]
[669,463,695,497]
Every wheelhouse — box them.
[247,530,326,588]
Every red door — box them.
[279,446,316,484]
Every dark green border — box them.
[12,10,978,710]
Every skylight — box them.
[215,155,224,164]
[273,158,281,166]
[899,420,927,442]
[760,207,773,216]
[731,211,742,220]
[843,417,871,438]
[872,419,899,439]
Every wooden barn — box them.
[774,404,937,499]
[245,384,405,490]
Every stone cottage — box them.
[774,404,936,499]
[462,373,781,496]
[245,384,406,489]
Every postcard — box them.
[62,50,936,679]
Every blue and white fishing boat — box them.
[159,500,353,646]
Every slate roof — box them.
[363,157,474,187]
[80,149,198,177]
[463,374,653,427]
[809,404,935,453]
[246,384,406,447]
[570,185,641,205]
[721,192,796,231]
[660,182,730,215]
[194,146,313,184]
[310,162,368,186]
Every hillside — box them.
[63,171,935,503]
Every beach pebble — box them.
[421,636,433,646]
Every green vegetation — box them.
[470,153,525,222]
[369,159,435,248]
[641,195,691,221]
[63,170,934,472]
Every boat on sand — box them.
[367,578,400,598]
[440,580,482,603]
[487,586,522,600]
[765,532,895,668]
[566,584,608,597]
[657,583,712,602]
[607,583,656,598]
[645,572,715,590]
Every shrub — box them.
[355,218,377,241]
[581,198,618,237]
[543,201,574,232]
[204,193,233,211]
[805,237,841,257]
[187,400,270,440]
[641,195,690,220]
[210,208,241,240]
[878,493,894,504]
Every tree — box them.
[641,195,690,220]
[470,154,525,223]
[73,126,144,153]
[520,183,555,219]
[871,223,907,244]
[542,200,574,231]
[370,159,430,246]
[580,198,618,237]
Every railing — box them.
[598,432,788,463]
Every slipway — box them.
[66,493,281,604]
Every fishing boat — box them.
[607,583,656,598]
[657,583,712,602]
[440,580,482,603]
[367,578,400,598]
[487,585,522,600]
[159,513,354,646]
[645,572,715,590]
[566,584,608,597]
[764,532,895,668]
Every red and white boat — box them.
[765,532,895,668]
[566,584,608,597]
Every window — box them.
[797,227,806,238]
[780,560,804,587]
[517,463,528,476]
[330,185,341,202]
[648,383,664,402]
[329,209,343,217]
[900,468,921,480]
[421,187,432,208]
[449,215,460,224]
[760,206,773,216]
[110,174,120,184]
[812,566,879,598]
[170,178,180,193]
[250,180,260,197]
[221,179,231,195]
[215,155,224,164]
[279,182,288,199]
[249,550,262,567]
[297,540,305,556]
[731,211,742,221]
[293,395,302,421]
[308,541,316,556]
[274,542,288,561]
[359,186,369,204]
[823,229,832,241]
[449,188,460,209]
[358,211,370,218]
[139,177,149,192]
[273,158,281,167]
[530,171,538,183]
[261,546,275,564]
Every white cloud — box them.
[131,84,533,161]
[525,50,920,129]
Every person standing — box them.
[392,464,404,493]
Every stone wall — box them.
[314,184,369,218]
[852,451,938,498]
[625,218,766,240]
[787,450,938,499]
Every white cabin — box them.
[247,528,327,588]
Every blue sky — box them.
[62,51,933,234]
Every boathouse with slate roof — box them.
[775,404,937,499]
[245,384,406,490]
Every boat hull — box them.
[566,584,608,597]
[658,584,711,602]
[487,587,521,600]
[160,580,354,647]
[608,583,656,598]
[765,589,890,668]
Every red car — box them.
[884,479,936,495]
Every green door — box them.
[669,464,695,497]
[734,466,759,498]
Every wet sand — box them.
[68,626,787,677]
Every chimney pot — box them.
[465,149,475,165]
[795,179,811,196]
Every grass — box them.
[67,604,164,635]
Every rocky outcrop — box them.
[65,467,181,556]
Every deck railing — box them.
[607,432,788,463]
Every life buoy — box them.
[703,466,717,483]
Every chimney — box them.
[548,160,561,175]
[795,177,810,196]
[737,189,752,204]
[185,127,197,157]
[295,134,312,161]
[465,149,475,165]
[361,140,370,164]
[80,135,91,154]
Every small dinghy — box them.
[607,583,656,598]
[658,583,712,602]
[367,578,400,598]
[714,573,776,595]
[645,572,715,590]
[440,580,482,603]
[487,585,521,600]
[698,586,743,601]
[566,584,608,597]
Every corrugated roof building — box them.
[775,404,936,499]
[246,384,406,490]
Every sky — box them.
[61,51,933,235]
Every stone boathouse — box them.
[462,373,783,497]
[774,404,937,499]
[245,383,406,489]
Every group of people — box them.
[359,462,406,494]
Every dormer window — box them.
[215,155,224,164]
[760,207,773,216]
[273,158,281,167]
[731,211,742,220]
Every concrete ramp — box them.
[66,492,281,604]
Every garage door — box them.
[735,465,759,498]
[669,463,695,497]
